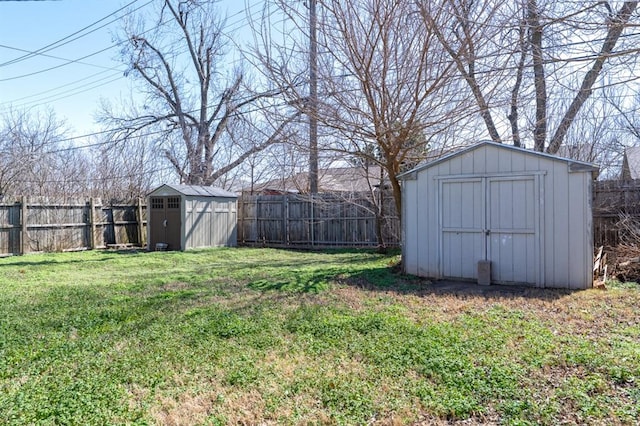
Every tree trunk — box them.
[527,0,547,152]
[507,19,528,147]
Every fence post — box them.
[137,197,144,247]
[20,196,27,255]
[310,194,315,247]
[283,195,289,246]
[238,193,244,244]
[256,196,261,245]
[111,205,118,246]
[89,198,96,249]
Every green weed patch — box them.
[0,248,638,424]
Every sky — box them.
[0,0,253,141]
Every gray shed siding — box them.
[147,184,237,250]
[184,197,237,249]
[401,142,595,289]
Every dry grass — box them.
[1,248,638,425]
[141,279,640,425]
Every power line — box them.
[7,75,125,110]
[0,69,119,105]
[0,43,118,71]
[0,1,157,81]
[3,0,638,143]
[0,0,269,110]
[0,44,119,82]
[9,47,640,156]
[0,0,149,68]
[0,0,261,73]
[36,90,300,154]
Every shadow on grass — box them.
[1,247,390,270]
[248,276,330,294]
[0,248,149,268]
[0,257,113,268]
[343,266,579,301]
[3,247,579,301]
[207,248,580,301]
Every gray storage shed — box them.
[399,141,598,289]
[147,184,237,251]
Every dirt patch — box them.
[338,276,640,340]
[152,391,217,426]
[603,245,640,283]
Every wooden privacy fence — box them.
[1,181,635,255]
[593,180,640,247]
[237,193,400,248]
[0,197,147,256]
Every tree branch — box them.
[547,1,639,154]
[206,110,302,184]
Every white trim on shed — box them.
[399,141,598,289]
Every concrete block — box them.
[477,260,491,285]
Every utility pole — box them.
[308,0,319,194]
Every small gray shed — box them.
[147,184,237,251]
[399,141,598,289]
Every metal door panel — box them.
[149,196,181,250]
[440,179,484,279]
[165,196,181,250]
[487,177,538,284]
[442,231,485,279]
[149,197,166,249]
[439,175,540,285]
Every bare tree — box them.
[421,0,639,154]
[223,118,309,193]
[602,89,640,178]
[49,147,92,198]
[101,0,299,187]
[611,91,640,144]
[546,1,638,154]
[0,133,24,199]
[420,0,510,144]
[254,0,461,218]
[0,107,90,199]
[89,133,163,203]
[560,92,624,178]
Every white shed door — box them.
[441,179,485,280]
[487,177,538,284]
[440,176,540,285]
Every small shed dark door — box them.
[150,196,182,250]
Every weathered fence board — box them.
[1,179,630,255]
[0,202,20,255]
[238,193,400,248]
[593,180,640,247]
[0,198,147,256]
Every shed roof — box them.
[149,184,237,198]
[398,140,599,179]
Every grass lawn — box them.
[0,248,639,425]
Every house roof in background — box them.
[556,144,597,163]
[621,147,640,180]
[245,166,384,194]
